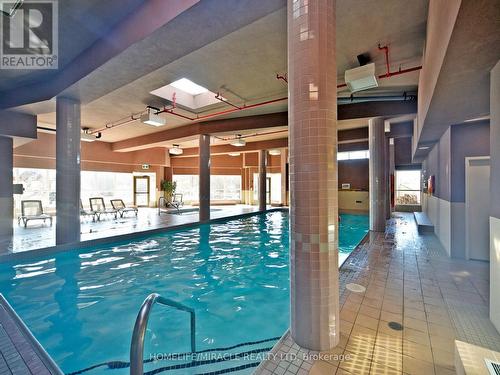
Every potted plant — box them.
[161,180,176,202]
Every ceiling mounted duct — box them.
[268,149,281,156]
[169,144,183,155]
[344,63,378,93]
[230,135,246,147]
[140,110,166,127]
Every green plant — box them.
[161,180,176,198]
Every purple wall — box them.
[422,122,490,202]
[450,121,490,202]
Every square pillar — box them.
[258,150,267,211]
[199,134,210,222]
[490,60,500,332]
[288,0,339,351]
[56,97,81,245]
[369,117,388,232]
[0,136,13,244]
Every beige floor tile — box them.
[378,321,403,339]
[382,302,403,314]
[403,307,426,321]
[403,317,428,333]
[363,297,383,309]
[429,335,455,354]
[380,311,403,325]
[359,305,381,319]
[369,362,403,375]
[434,365,455,375]
[402,354,435,375]
[402,339,433,363]
[321,346,347,367]
[340,308,358,323]
[375,332,403,352]
[339,351,372,375]
[431,348,454,370]
[309,360,338,375]
[427,323,455,338]
[340,320,354,336]
[343,300,361,312]
[355,313,380,331]
[403,327,431,346]
[371,345,403,371]
[335,368,353,375]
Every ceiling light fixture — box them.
[169,144,183,155]
[268,149,281,156]
[170,78,208,96]
[230,135,246,147]
[81,128,101,142]
[140,109,166,127]
[228,152,241,157]
[344,63,378,93]
[418,146,430,150]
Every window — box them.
[13,168,56,215]
[395,170,421,205]
[172,175,242,202]
[81,171,134,206]
[337,150,369,160]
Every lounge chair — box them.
[158,194,184,215]
[18,200,53,227]
[89,197,117,221]
[110,199,138,218]
[80,199,96,222]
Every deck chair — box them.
[80,199,96,222]
[110,199,138,218]
[89,197,117,221]
[18,200,52,227]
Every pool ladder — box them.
[130,293,196,375]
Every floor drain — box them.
[346,283,366,293]
[388,322,403,331]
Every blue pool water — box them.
[0,211,368,374]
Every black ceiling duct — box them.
[357,53,371,66]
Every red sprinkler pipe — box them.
[215,92,242,109]
[162,96,288,122]
[378,44,390,77]
[276,73,288,84]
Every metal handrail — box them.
[130,293,196,375]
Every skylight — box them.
[170,78,208,96]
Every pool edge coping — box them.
[0,294,64,375]
[0,207,288,263]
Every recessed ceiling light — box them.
[418,146,430,150]
[170,78,208,96]
[230,135,246,147]
[228,152,241,157]
[169,144,183,155]
[268,149,281,156]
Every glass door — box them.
[133,176,150,207]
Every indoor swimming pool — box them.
[0,211,368,375]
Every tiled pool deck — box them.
[0,205,267,256]
[0,296,62,375]
[255,212,500,375]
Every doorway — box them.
[465,157,490,261]
[133,176,150,207]
[266,177,271,204]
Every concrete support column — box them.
[369,117,388,232]
[0,136,13,242]
[280,149,288,206]
[288,0,339,350]
[199,134,210,222]
[258,150,267,211]
[388,138,395,215]
[489,60,500,332]
[56,97,81,245]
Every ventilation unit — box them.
[344,63,378,93]
[140,111,166,127]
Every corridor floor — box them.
[256,212,499,375]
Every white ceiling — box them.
[17,0,428,145]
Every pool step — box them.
[413,212,434,233]
[68,337,279,375]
